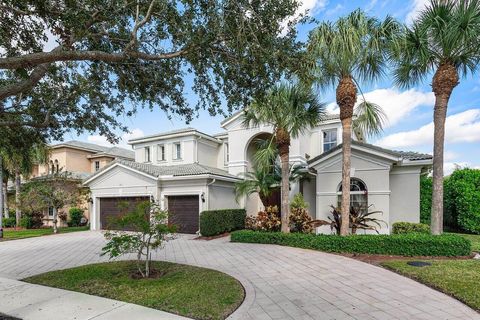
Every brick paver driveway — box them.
[0,231,478,320]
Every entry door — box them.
[167,195,200,234]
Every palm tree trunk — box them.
[3,182,8,218]
[276,128,291,233]
[15,169,21,228]
[431,63,459,235]
[337,76,357,236]
[0,156,3,238]
[340,118,353,236]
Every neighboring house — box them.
[84,113,432,234]
[30,141,134,226]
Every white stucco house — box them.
[84,111,432,234]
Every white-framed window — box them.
[337,178,368,214]
[48,207,54,217]
[144,147,151,162]
[173,142,182,160]
[224,143,229,165]
[157,144,166,161]
[323,129,337,152]
[94,161,100,171]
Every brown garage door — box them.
[100,196,150,230]
[168,195,199,234]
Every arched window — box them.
[54,159,59,173]
[49,160,54,174]
[337,178,368,213]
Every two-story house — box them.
[84,113,432,234]
[30,141,134,225]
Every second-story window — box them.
[173,143,181,160]
[95,161,100,171]
[323,129,337,152]
[224,143,229,165]
[144,147,151,162]
[158,144,165,161]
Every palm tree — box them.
[2,139,49,227]
[306,10,400,235]
[243,83,325,233]
[390,0,480,235]
[235,166,279,208]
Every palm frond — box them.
[353,101,387,139]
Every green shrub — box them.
[392,222,430,235]
[3,216,16,228]
[200,209,246,237]
[291,193,309,210]
[444,168,480,234]
[231,230,471,256]
[19,211,44,229]
[420,175,432,224]
[69,207,84,227]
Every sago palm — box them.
[391,0,480,235]
[242,83,325,233]
[306,10,400,235]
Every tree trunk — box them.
[430,63,459,235]
[53,207,58,234]
[0,156,3,237]
[276,128,291,233]
[3,182,8,218]
[15,170,21,228]
[337,76,357,236]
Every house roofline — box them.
[128,129,220,145]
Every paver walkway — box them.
[0,231,478,320]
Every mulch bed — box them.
[340,252,475,265]
[193,232,230,241]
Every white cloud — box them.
[325,3,343,16]
[280,0,328,35]
[406,0,429,24]
[444,162,470,176]
[327,88,435,128]
[87,128,144,149]
[444,150,459,162]
[377,109,480,149]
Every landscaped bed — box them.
[1,226,89,241]
[382,260,480,311]
[231,230,472,256]
[23,261,245,320]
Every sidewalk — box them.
[0,277,189,320]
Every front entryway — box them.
[100,196,150,230]
[167,195,199,234]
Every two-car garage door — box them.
[99,195,199,234]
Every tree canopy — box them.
[0,0,303,141]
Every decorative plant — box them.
[289,194,313,233]
[245,206,281,232]
[309,205,386,235]
[349,205,387,234]
[101,201,177,278]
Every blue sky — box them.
[65,0,480,174]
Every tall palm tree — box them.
[391,0,480,235]
[306,10,400,235]
[3,139,49,227]
[243,83,325,233]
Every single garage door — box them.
[100,196,150,230]
[167,195,199,234]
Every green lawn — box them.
[23,261,244,320]
[2,226,89,241]
[450,233,480,252]
[382,260,480,311]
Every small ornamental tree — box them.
[101,201,177,278]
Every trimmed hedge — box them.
[230,230,471,256]
[392,222,430,235]
[200,209,246,237]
